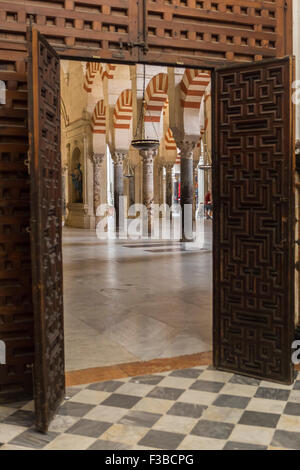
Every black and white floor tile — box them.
[1,365,300,450]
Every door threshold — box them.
[65,351,213,386]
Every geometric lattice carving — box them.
[0,1,292,66]
[144,0,292,65]
[213,57,295,384]
[0,52,34,402]
[28,29,65,432]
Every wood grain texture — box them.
[28,28,65,432]
[0,50,34,403]
[0,0,293,66]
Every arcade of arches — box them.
[61,61,213,371]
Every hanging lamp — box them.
[131,64,159,151]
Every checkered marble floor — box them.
[1,365,300,450]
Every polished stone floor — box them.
[63,221,213,371]
[1,365,300,450]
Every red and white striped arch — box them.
[163,98,169,117]
[92,100,106,134]
[113,89,133,130]
[165,128,177,151]
[102,64,116,80]
[144,73,169,123]
[165,128,179,164]
[83,63,116,93]
[83,62,102,93]
[200,83,211,136]
[180,69,211,109]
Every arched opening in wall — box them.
[60,60,214,375]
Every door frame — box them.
[28,30,297,430]
[52,54,297,375]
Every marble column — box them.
[165,162,174,208]
[128,163,136,208]
[140,148,157,235]
[193,159,199,225]
[90,153,104,225]
[113,152,126,232]
[178,141,195,241]
[157,159,165,206]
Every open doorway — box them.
[27,29,296,432]
[60,61,214,373]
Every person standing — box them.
[204,190,213,219]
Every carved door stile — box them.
[213,57,295,384]
[28,28,65,432]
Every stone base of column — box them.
[66,203,95,229]
[180,235,195,243]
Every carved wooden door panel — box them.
[213,57,295,384]
[28,28,65,432]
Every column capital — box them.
[90,153,105,166]
[164,161,174,171]
[113,152,126,166]
[177,141,196,159]
[156,157,165,169]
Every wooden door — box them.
[28,28,65,432]
[213,57,295,384]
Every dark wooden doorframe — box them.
[27,31,297,431]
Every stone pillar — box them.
[140,148,157,234]
[165,162,174,208]
[90,153,104,225]
[178,141,195,241]
[128,164,136,208]
[193,159,199,225]
[113,152,125,231]
[157,159,165,205]
[62,165,68,226]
